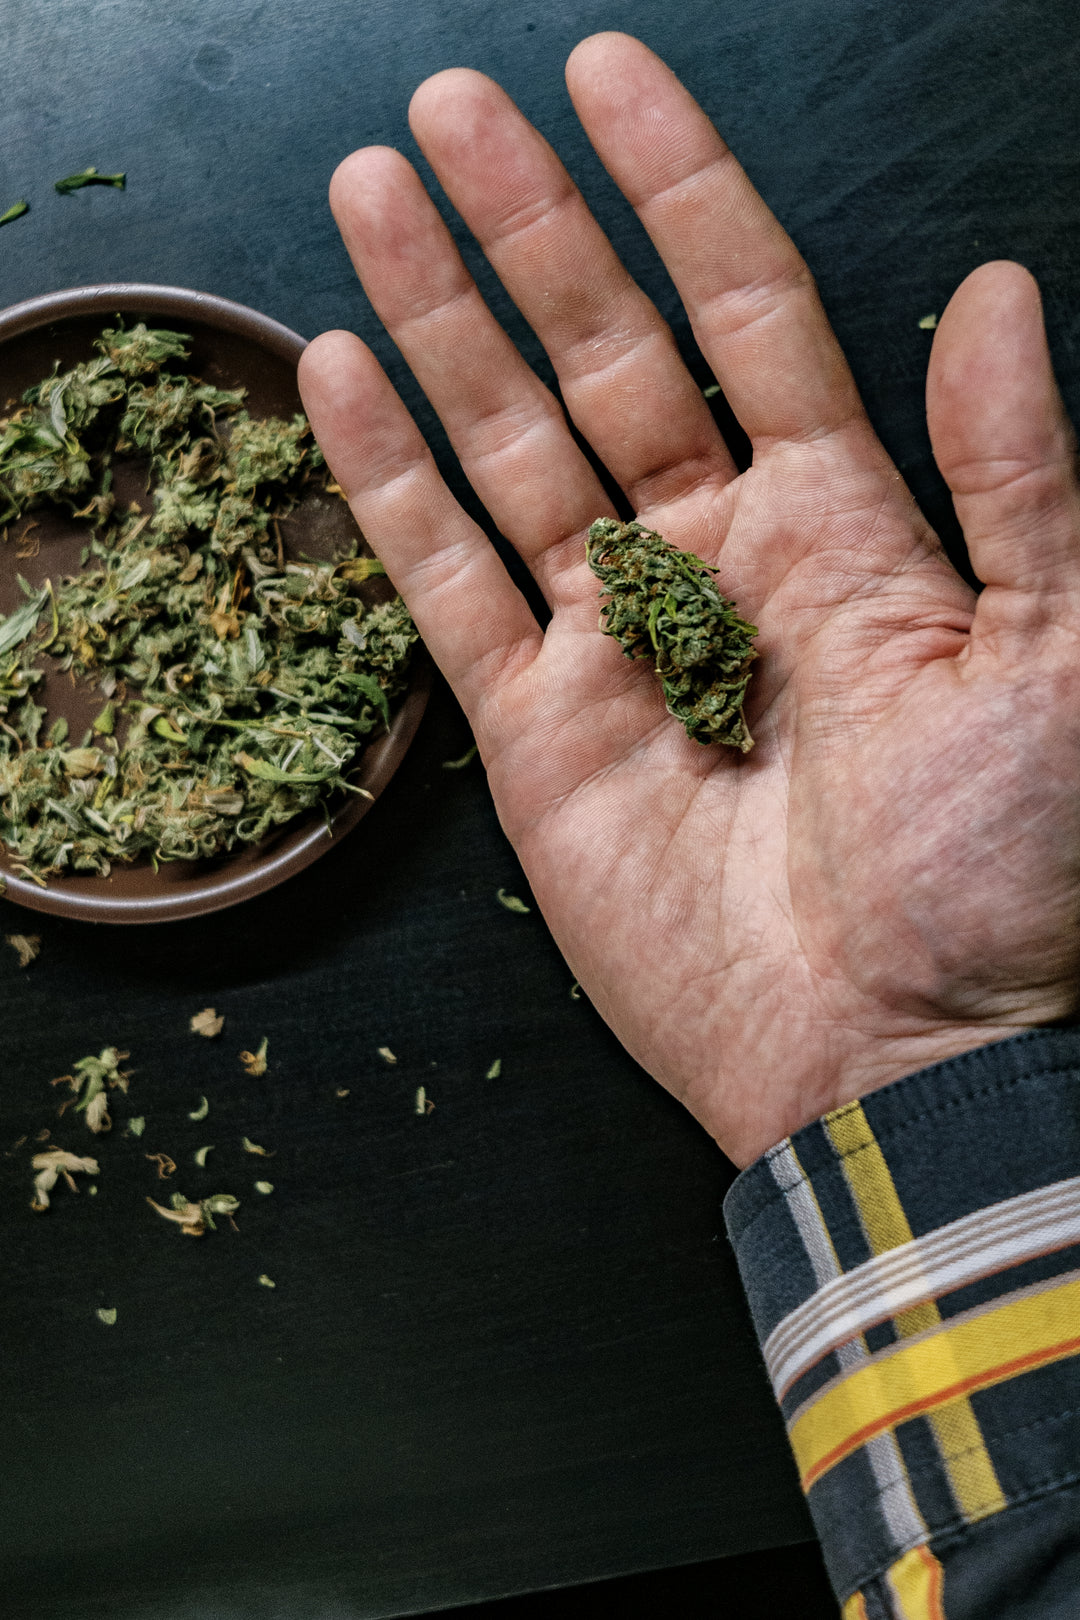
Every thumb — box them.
[926,261,1080,612]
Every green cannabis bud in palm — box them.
[586,517,758,752]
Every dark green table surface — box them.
[1,2,1077,1616]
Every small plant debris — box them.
[5,932,41,966]
[190,1008,224,1038]
[54,167,126,194]
[30,1148,99,1210]
[239,1037,269,1076]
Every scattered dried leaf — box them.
[239,1037,268,1076]
[30,1148,99,1211]
[5,933,41,967]
[190,1007,224,1038]
[51,1047,131,1135]
[441,743,477,770]
[147,1190,240,1237]
[242,1136,274,1157]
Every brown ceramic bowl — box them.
[0,284,428,924]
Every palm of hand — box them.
[300,34,1080,1165]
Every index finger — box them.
[565,34,868,454]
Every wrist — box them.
[728,1017,1052,1170]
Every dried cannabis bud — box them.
[0,323,418,879]
[585,518,758,752]
[51,1046,131,1134]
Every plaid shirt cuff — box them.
[724,1027,1080,1619]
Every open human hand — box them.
[299,33,1080,1167]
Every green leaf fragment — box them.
[0,200,29,227]
[258,1273,276,1288]
[254,1180,273,1194]
[485,1058,502,1080]
[55,167,126,194]
[188,1095,210,1121]
[126,1116,145,1137]
[0,585,50,658]
[496,888,530,914]
[194,1144,214,1167]
[96,1306,117,1325]
[441,743,478,770]
[586,518,758,752]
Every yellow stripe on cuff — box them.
[825,1103,1005,1521]
[790,1269,1080,1491]
[886,1545,946,1619]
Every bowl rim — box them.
[0,282,428,924]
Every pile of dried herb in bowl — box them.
[0,288,425,920]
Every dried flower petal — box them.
[377,1046,397,1065]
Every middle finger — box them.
[408,69,738,515]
